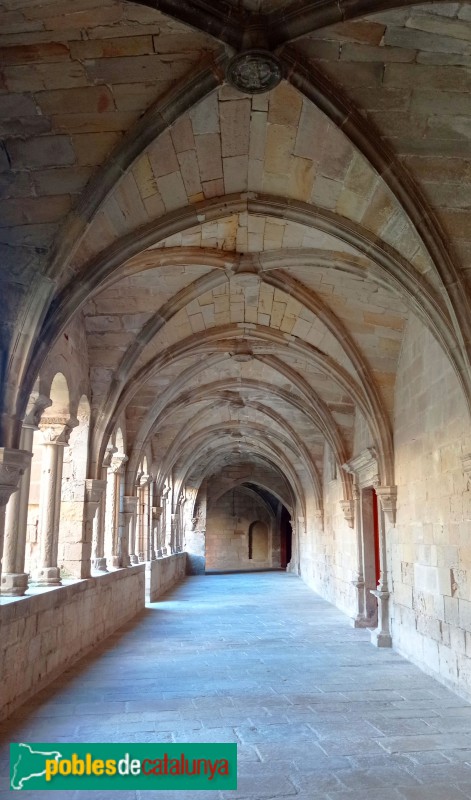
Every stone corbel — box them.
[153,505,163,519]
[23,393,52,429]
[340,500,355,529]
[139,472,151,488]
[312,509,324,531]
[375,486,397,526]
[110,453,128,474]
[103,443,118,469]
[462,454,471,483]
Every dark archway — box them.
[280,505,292,571]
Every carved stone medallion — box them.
[226,50,282,94]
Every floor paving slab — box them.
[2,572,471,799]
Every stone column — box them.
[161,487,170,555]
[170,514,178,555]
[117,474,129,567]
[2,394,51,595]
[153,505,163,557]
[0,448,33,588]
[93,444,117,572]
[33,417,76,586]
[124,496,138,565]
[138,473,150,562]
[105,452,127,569]
[175,496,185,553]
[370,486,397,648]
[82,479,106,577]
[148,480,155,560]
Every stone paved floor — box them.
[2,572,471,799]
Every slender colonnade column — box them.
[105,451,127,569]
[138,472,150,561]
[124,496,138,565]
[0,448,32,589]
[34,416,76,586]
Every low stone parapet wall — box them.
[146,553,186,602]
[0,565,145,721]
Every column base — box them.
[130,554,139,565]
[370,589,392,648]
[138,552,145,562]
[93,557,108,572]
[1,572,29,596]
[108,555,120,569]
[33,566,62,586]
[371,629,392,648]
[352,614,376,629]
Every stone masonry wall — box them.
[391,315,471,697]
[300,451,357,619]
[146,553,186,602]
[206,487,278,572]
[0,566,145,721]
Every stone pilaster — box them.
[0,448,32,589]
[350,483,366,628]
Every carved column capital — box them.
[340,500,355,528]
[85,478,106,505]
[124,496,138,514]
[109,453,128,474]
[139,473,151,488]
[103,443,118,469]
[375,486,397,526]
[0,448,32,507]
[82,479,106,526]
[39,416,78,445]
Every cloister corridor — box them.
[3,572,471,800]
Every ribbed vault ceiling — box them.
[2,0,471,509]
